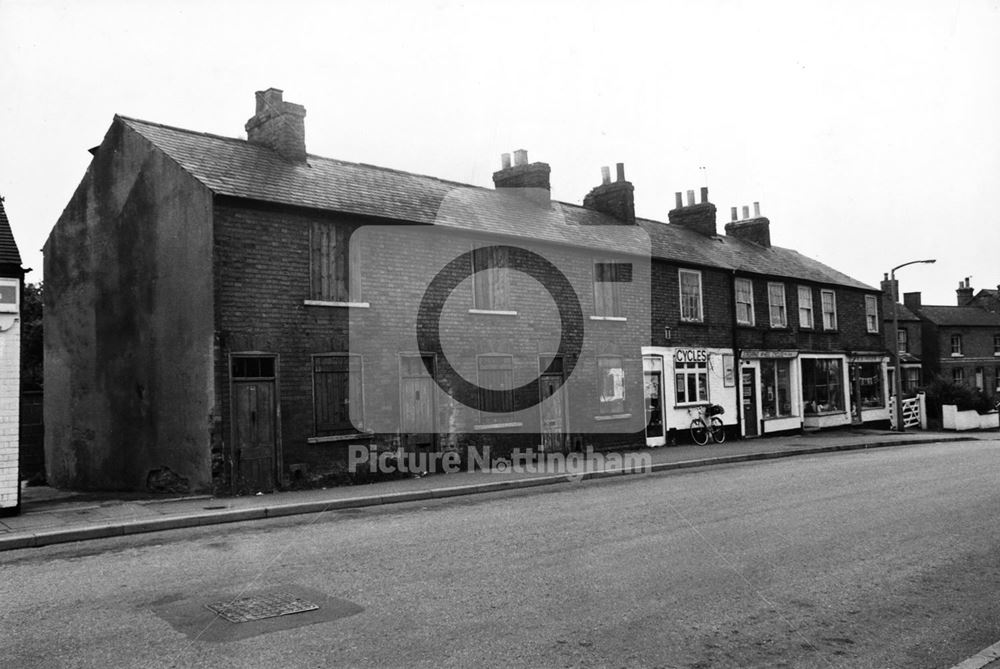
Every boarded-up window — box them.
[594,262,630,317]
[472,246,510,310]
[598,355,626,414]
[311,223,361,302]
[313,354,363,434]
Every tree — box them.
[21,281,42,391]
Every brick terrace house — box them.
[44,88,888,494]
[0,197,24,514]
[959,277,1000,316]
[904,284,1000,395]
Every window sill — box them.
[769,324,789,330]
[589,316,627,322]
[308,432,373,444]
[737,321,755,328]
[680,319,704,324]
[950,353,964,358]
[803,410,845,417]
[594,413,632,421]
[762,415,796,421]
[473,422,523,431]
[468,309,518,316]
[304,300,370,308]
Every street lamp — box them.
[890,258,936,431]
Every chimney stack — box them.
[880,272,899,303]
[668,187,717,236]
[904,292,922,311]
[583,163,635,224]
[724,201,771,247]
[245,88,307,163]
[957,277,974,305]
[492,149,551,204]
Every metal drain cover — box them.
[206,591,320,623]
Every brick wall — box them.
[213,201,650,489]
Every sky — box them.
[1,0,998,304]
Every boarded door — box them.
[232,356,278,492]
[400,355,436,451]
[539,357,567,454]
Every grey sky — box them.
[2,0,997,304]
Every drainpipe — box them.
[731,270,742,440]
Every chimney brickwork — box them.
[492,149,551,204]
[245,88,307,163]
[956,277,974,305]
[668,187,716,236]
[724,201,771,247]
[904,292,922,311]
[582,163,635,224]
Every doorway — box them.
[231,355,279,492]
[400,354,437,454]
[742,367,758,437]
[539,356,567,454]
[643,355,665,446]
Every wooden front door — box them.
[539,357,567,454]
[742,368,759,437]
[232,356,278,492]
[400,355,436,452]
[643,355,665,444]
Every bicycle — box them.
[689,404,726,445]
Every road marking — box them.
[950,640,1000,669]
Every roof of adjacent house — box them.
[917,305,1000,327]
[0,198,23,266]
[883,301,920,321]
[118,115,875,292]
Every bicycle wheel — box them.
[690,418,709,445]
[709,416,726,444]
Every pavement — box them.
[2,428,994,552]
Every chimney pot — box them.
[883,272,889,281]
[601,166,611,185]
[501,153,511,169]
[675,192,683,208]
[686,190,695,206]
[742,205,750,219]
[700,187,708,204]
[753,201,760,217]
[513,149,528,166]
[731,207,738,222]
[616,163,625,182]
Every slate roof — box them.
[917,306,1000,327]
[884,301,920,321]
[0,198,23,266]
[119,115,875,292]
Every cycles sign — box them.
[674,349,708,364]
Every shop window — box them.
[675,360,708,405]
[768,282,787,328]
[310,223,361,302]
[478,355,515,421]
[313,354,363,435]
[865,295,879,333]
[951,334,963,356]
[857,362,884,408]
[598,355,626,414]
[802,358,844,414]
[798,285,813,329]
[952,367,965,384]
[679,269,703,322]
[735,278,754,326]
[897,328,908,354]
[472,246,510,311]
[821,290,837,330]
[593,261,629,317]
[761,359,792,418]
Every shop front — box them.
[800,353,852,429]
[642,346,737,446]
[848,354,890,425]
[739,350,802,437]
